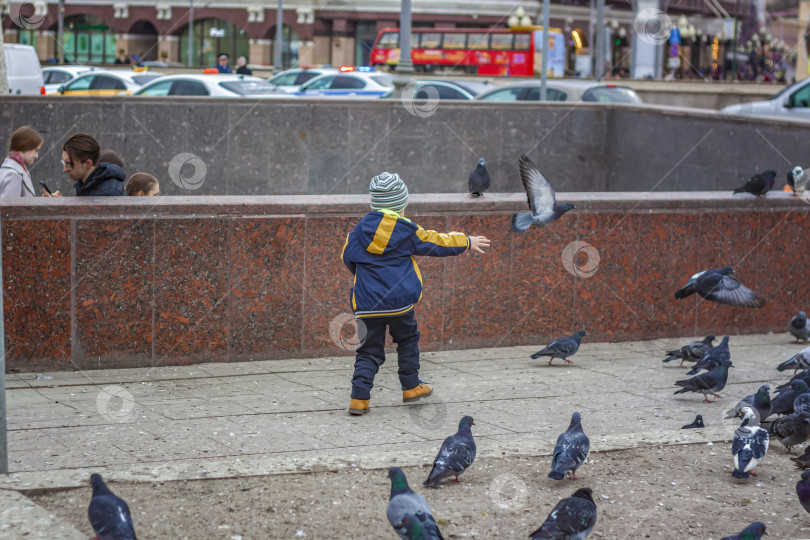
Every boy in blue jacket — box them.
[341,172,490,415]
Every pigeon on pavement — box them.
[686,336,731,376]
[790,312,810,344]
[511,154,575,233]
[792,448,810,469]
[732,169,777,196]
[549,412,590,480]
[468,158,490,198]
[725,385,772,422]
[529,487,597,540]
[674,358,733,402]
[424,416,476,488]
[797,471,810,514]
[662,335,716,367]
[395,513,435,540]
[771,380,810,417]
[732,408,769,479]
[778,346,810,375]
[768,412,810,452]
[531,330,587,366]
[674,267,766,308]
[720,522,768,540]
[387,468,444,540]
[682,414,705,429]
[88,473,137,540]
[788,166,808,194]
[776,370,810,393]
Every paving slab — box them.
[0,334,797,506]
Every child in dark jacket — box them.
[341,172,490,415]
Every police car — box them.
[298,67,393,98]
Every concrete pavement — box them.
[0,333,801,536]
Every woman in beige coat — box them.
[0,126,42,198]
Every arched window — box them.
[128,20,159,61]
[268,25,300,69]
[63,14,116,64]
[179,18,249,67]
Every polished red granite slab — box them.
[153,218,230,366]
[2,192,809,371]
[2,219,71,369]
[74,219,153,369]
[229,217,306,360]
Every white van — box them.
[3,44,44,95]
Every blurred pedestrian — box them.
[44,133,125,197]
[0,126,42,198]
[114,50,131,65]
[124,173,159,196]
[99,149,125,172]
[216,54,232,74]
[236,56,252,75]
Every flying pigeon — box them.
[394,513,436,540]
[790,312,810,344]
[771,380,810,416]
[767,411,810,452]
[725,385,772,422]
[531,330,587,366]
[88,473,137,540]
[674,267,766,308]
[529,487,597,540]
[732,407,769,479]
[777,370,810,393]
[387,467,444,540]
[720,522,767,540]
[792,447,810,469]
[468,158,490,198]
[424,416,476,488]
[662,335,716,367]
[732,169,776,197]
[511,154,575,233]
[778,346,810,375]
[798,471,810,514]
[674,358,733,402]
[549,412,590,480]
[682,414,705,429]
[787,166,808,194]
[686,336,731,376]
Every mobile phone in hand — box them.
[38,180,53,195]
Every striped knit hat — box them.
[369,172,409,213]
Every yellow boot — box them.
[348,398,369,415]
[403,382,433,403]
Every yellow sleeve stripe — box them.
[367,213,398,254]
[414,228,469,249]
[340,233,350,261]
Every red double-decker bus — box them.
[370,27,566,77]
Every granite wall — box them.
[3,192,808,372]
[0,96,806,197]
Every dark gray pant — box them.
[350,310,421,400]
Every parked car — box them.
[268,67,338,94]
[298,71,394,98]
[42,65,95,94]
[133,74,287,98]
[721,78,810,121]
[381,79,495,100]
[58,70,164,96]
[3,44,44,95]
[475,80,642,103]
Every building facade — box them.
[2,0,768,77]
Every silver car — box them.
[721,78,810,121]
[475,80,642,103]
